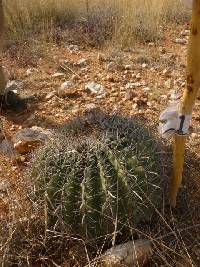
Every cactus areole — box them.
[31,114,162,242]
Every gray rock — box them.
[13,126,52,154]
[68,44,79,51]
[0,139,15,156]
[58,81,75,97]
[26,68,38,76]
[98,239,153,267]
[170,90,182,100]
[76,58,88,67]
[85,81,105,94]
[5,80,23,94]
[125,82,142,89]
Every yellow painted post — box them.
[170,0,200,207]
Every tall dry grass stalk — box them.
[3,0,189,46]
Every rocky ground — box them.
[0,24,200,266]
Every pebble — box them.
[124,64,133,70]
[58,81,75,97]
[136,73,142,80]
[85,81,105,94]
[45,92,55,100]
[52,72,65,78]
[26,68,38,76]
[181,29,190,36]
[126,82,142,89]
[174,38,187,45]
[68,44,79,51]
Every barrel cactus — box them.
[31,113,163,242]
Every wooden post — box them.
[170,0,200,207]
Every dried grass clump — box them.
[3,0,189,45]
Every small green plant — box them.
[31,114,163,242]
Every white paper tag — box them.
[159,101,192,138]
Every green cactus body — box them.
[31,114,163,242]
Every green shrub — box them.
[31,113,163,243]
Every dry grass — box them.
[3,0,189,46]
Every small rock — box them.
[5,80,23,94]
[162,69,170,76]
[96,94,106,99]
[68,44,79,51]
[0,139,15,156]
[85,81,105,94]
[170,90,182,100]
[58,81,75,97]
[52,72,65,78]
[181,29,190,36]
[85,103,98,112]
[26,68,38,76]
[45,92,55,100]
[174,38,187,45]
[160,94,168,100]
[126,82,142,89]
[132,103,138,110]
[98,239,153,267]
[136,73,142,80]
[76,58,88,67]
[148,42,155,46]
[142,63,148,68]
[124,64,133,70]
[13,126,52,154]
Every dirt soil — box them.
[0,24,200,266]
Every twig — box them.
[59,63,81,79]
